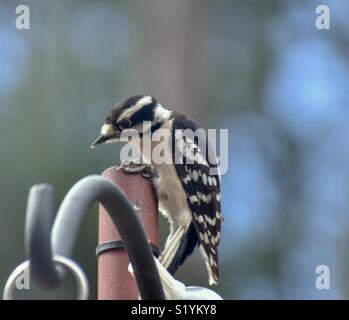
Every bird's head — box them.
[91,94,172,148]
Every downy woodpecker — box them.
[91,94,223,285]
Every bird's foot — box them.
[121,159,144,173]
[141,165,159,181]
[121,159,158,181]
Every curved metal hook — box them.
[26,175,164,300]
[25,184,60,289]
[3,255,89,300]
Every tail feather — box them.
[167,224,198,274]
[160,223,198,275]
[199,245,219,285]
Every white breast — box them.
[152,120,192,232]
[153,163,192,232]
[135,119,192,232]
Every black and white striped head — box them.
[91,94,172,147]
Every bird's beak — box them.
[90,123,119,149]
[90,134,111,148]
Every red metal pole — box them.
[97,166,159,300]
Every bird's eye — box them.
[118,119,132,130]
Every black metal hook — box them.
[25,175,164,300]
[25,184,61,289]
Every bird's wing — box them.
[171,114,222,285]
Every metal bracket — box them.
[3,175,164,300]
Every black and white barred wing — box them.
[172,120,223,285]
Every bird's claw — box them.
[121,159,158,181]
[121,159,144,173]
[141,165,158,180]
